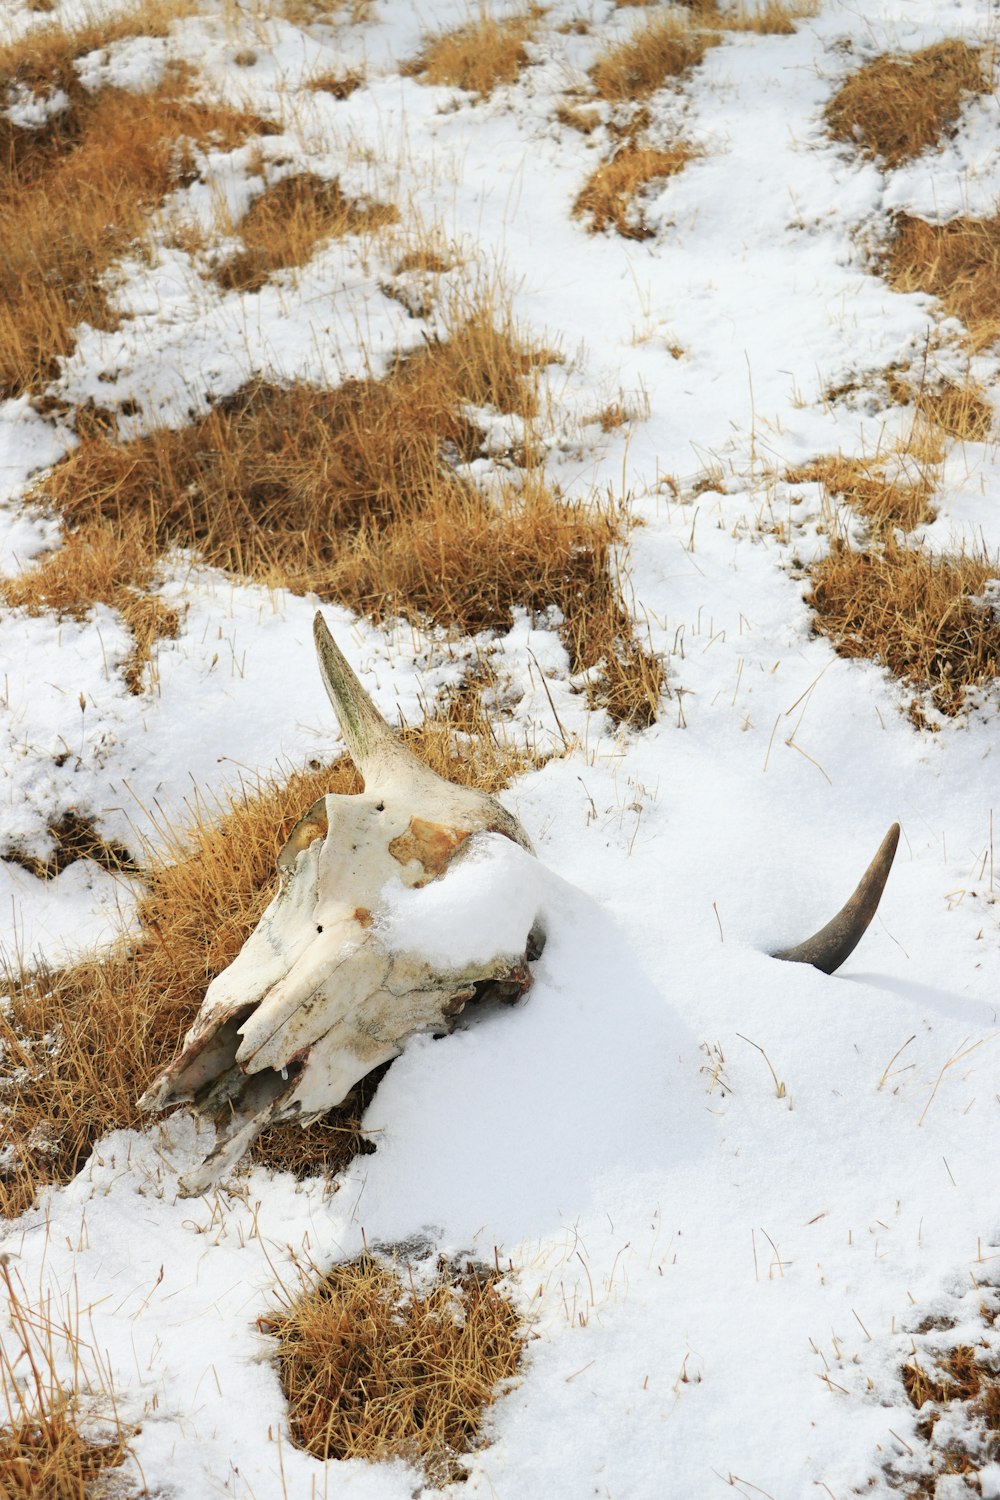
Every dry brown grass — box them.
[275,0,373,23]
[786,453,937,531]
[307,69,365,98]
[404,8,541,96]
[0,0,197,90]
[904,1347,989,1410]
[555,100,602,133]
[0,54,270,397]
[914,381,994,441]
[807,537,1000,715]
[706,0,818,34]
[574,141,695,238]
[214,172,397,292]
[0,762,345,1219]
[3,812,138,882]
[615,0,815,29]
[0,1260,136,1499]
[590,12,720,101]
[824,367,993,441]
[899,1341,1000,1493]
[27,307,662,725]
[0,690,548,1219]
[264,1255,526,1483]
[886,212,1000,352]
[393,246,455,274]
[1,518,180,694]
[825,41,991,166]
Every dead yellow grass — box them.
[3,811,138,883]
[706,0,818,34]
[886,212,1000,352]
[404,9,541,96]
[0,1261,136,1499]
[276,0,373,23]
[590,12,720,100]
[786,453,937,531]
[555,100,602,133]
[0,0,197,92]
[0,762,343,1219]
[28,308,662,725]
[214,172,397,292]
[824,368,993,442]
[308,69,365,98]
[616,0,815,29]
[0,63,270,397]
[825,40,991,166]
[883,369,995,442]
[1,518,180,694]
[264,1255,525,1482]
[0,695,548,1219]
[807,538,1000,715]
[574,141,695,238]
[895,1306,1000,1497]
[915,381,994,441]
[393,246,455,274]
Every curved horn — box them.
[313,612,419,783]
[774,822,900,975]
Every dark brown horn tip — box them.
[773,822,900,976]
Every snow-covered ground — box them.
[2,0,999,1495]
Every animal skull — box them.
[140,613,544,1196]
[141,614,900,1198]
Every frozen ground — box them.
[1,0,999,1496]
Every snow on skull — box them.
[140,613,545,1196]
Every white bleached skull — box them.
[140,614,544,1196]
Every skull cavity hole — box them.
[251,1061,390,1179]
[264,1254,527,1484]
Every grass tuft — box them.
[590,12,720,101]
[276,0,373,24]
[1,518,179,694]
[308,70,365,98]
[705,0,818,34]
[806,537,1000,716]
[897,1330,1000,1494]
[555,100,602,133]
[574,141,695,238]
[404,9,541,97]
[214,172,397,292]
[886,212,1000,352]
[264,1254,526,1483]
[0,52,270,397]
[0,1261,137,1499]
[786,453,937,532]
[0,0,198,92]
[3,811,138,882]
[26,305,662,725]
[825,41,991,166]
[913,380,994,442]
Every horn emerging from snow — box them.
[774,822,900,975]
[140,614,544,1197]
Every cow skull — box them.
[141,614,900,1198]
[140,613,544,1197]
